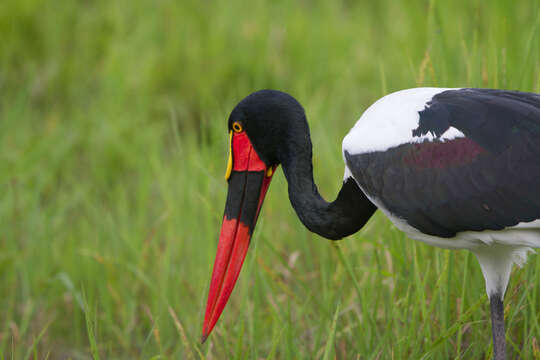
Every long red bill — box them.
[201,131,276,343]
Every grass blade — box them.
[322,301,340,360]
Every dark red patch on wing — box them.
[404,137,485,169]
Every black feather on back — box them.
[346,88,540,238]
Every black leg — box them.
[490,293,506,360]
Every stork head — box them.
[201,90,306,342]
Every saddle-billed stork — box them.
[201,88,540,359]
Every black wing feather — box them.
[346,88,540,238]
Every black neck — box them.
[279,133,376,240]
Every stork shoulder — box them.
[342,87,461,156]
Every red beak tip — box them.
[201,334,209,344]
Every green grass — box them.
[1,0,539,358]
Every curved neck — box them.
[280,134,376,240]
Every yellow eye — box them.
[232,122,243,133]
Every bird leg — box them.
[490,293,506,360]
[472,245,515,360]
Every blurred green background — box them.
[1,0,539,358]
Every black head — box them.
[228,90,309,166]
[202,90,308,341]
